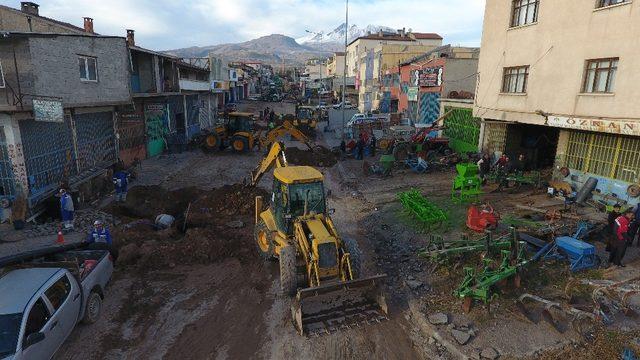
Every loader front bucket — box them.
[291,274,388,336]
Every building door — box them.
[144,104,168,157]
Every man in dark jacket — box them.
[371,133,377,157]
[606,204,621,252]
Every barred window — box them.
[582,58,618,93]
[511,0,539,27]
[597,0,627,8]
[502,66,529,93]
[565,131,640,182]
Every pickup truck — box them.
[0,246,113,360]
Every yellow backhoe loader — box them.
[202,112,314,153]
[249,142,388,335]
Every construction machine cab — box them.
[226,112,255,133]
[271,166,326,234]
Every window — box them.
[501,66,529,93]
[565,131,640,182]
[0,61,5,88]
[511,0,539,27]
[23,299,50,346]
[78,55,98,81]
[582,58,618,93]
[597,0,627,8]
[45,275,72,311]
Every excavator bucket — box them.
[291,274,388,336]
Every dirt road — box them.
[55,120,438,359]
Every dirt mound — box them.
[116,222,254,269]
[185,184,268,227]
[285,146,337,167]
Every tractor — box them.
[249,142,387,335]
[202,112,258,153]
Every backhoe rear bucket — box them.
[291,274,388,336]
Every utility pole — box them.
[341,0,348,140]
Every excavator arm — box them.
[249,141,288,187]
[260,121,314,150]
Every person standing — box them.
[86,220,113,246]
[610,210,635,267]
[477,153,491,182]
[606,204,622,253]
[356,137,364,160]
[371,133,377,157]
[112,168,130,203]
[59,189,74,232]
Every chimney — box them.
[83,17,94,33]
[20,2,39,16]
[402,27,406,37]
[126,29,135,47]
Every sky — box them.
[2,0,486,50]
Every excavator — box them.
[201,112,314,153]
[248,142,388,335]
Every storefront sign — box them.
[407,87,419,101]
[33,99,64,122]
[548,116,640,136]
[413,67,443,87]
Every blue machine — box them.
[526,221,600,272]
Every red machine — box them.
[466,204,499,232]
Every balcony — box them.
[179,78,211,92]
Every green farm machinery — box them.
[451,163,482,203]
[398,189,448,229]
[419,230,516,263]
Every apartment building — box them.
[474,0,640,205]
[345,29,443,112]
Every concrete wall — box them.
[442,58,479,97]
[474,1,640,125]
[27,35,131,108]
[0,38,35,109]
[0,6,84,34]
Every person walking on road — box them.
[59,189,75,232]
[610,210,635,267]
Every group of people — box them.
[341,132,377,160]
[261,107,276,129]
[476,153,528,181]
[607,204,640,267]
[55,163,128,255]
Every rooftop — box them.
[348,32,442,47]
[274,166,324,184]
[0,4,87,34]
[0,268,61,314]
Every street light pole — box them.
[341,0,348,140]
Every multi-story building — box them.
[385,45,479,125]
[475,0,640,205]
[345,29,443,112]
[0,31,130,207]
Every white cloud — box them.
[0,0,485,49]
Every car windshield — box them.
[0,313,22,357]
[289,182,325,217]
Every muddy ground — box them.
[54,102,640,360]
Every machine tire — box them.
[254,220,275,260]
[392,142,410,161]
[343,237,362,279]
[279,246,297,297]
[203,133,220,152]
[231,136,249,152]
[83,291,102,324]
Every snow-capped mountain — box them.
[296,23,397,46]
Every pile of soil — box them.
[285,146,337,167]
[117,224,254,269]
